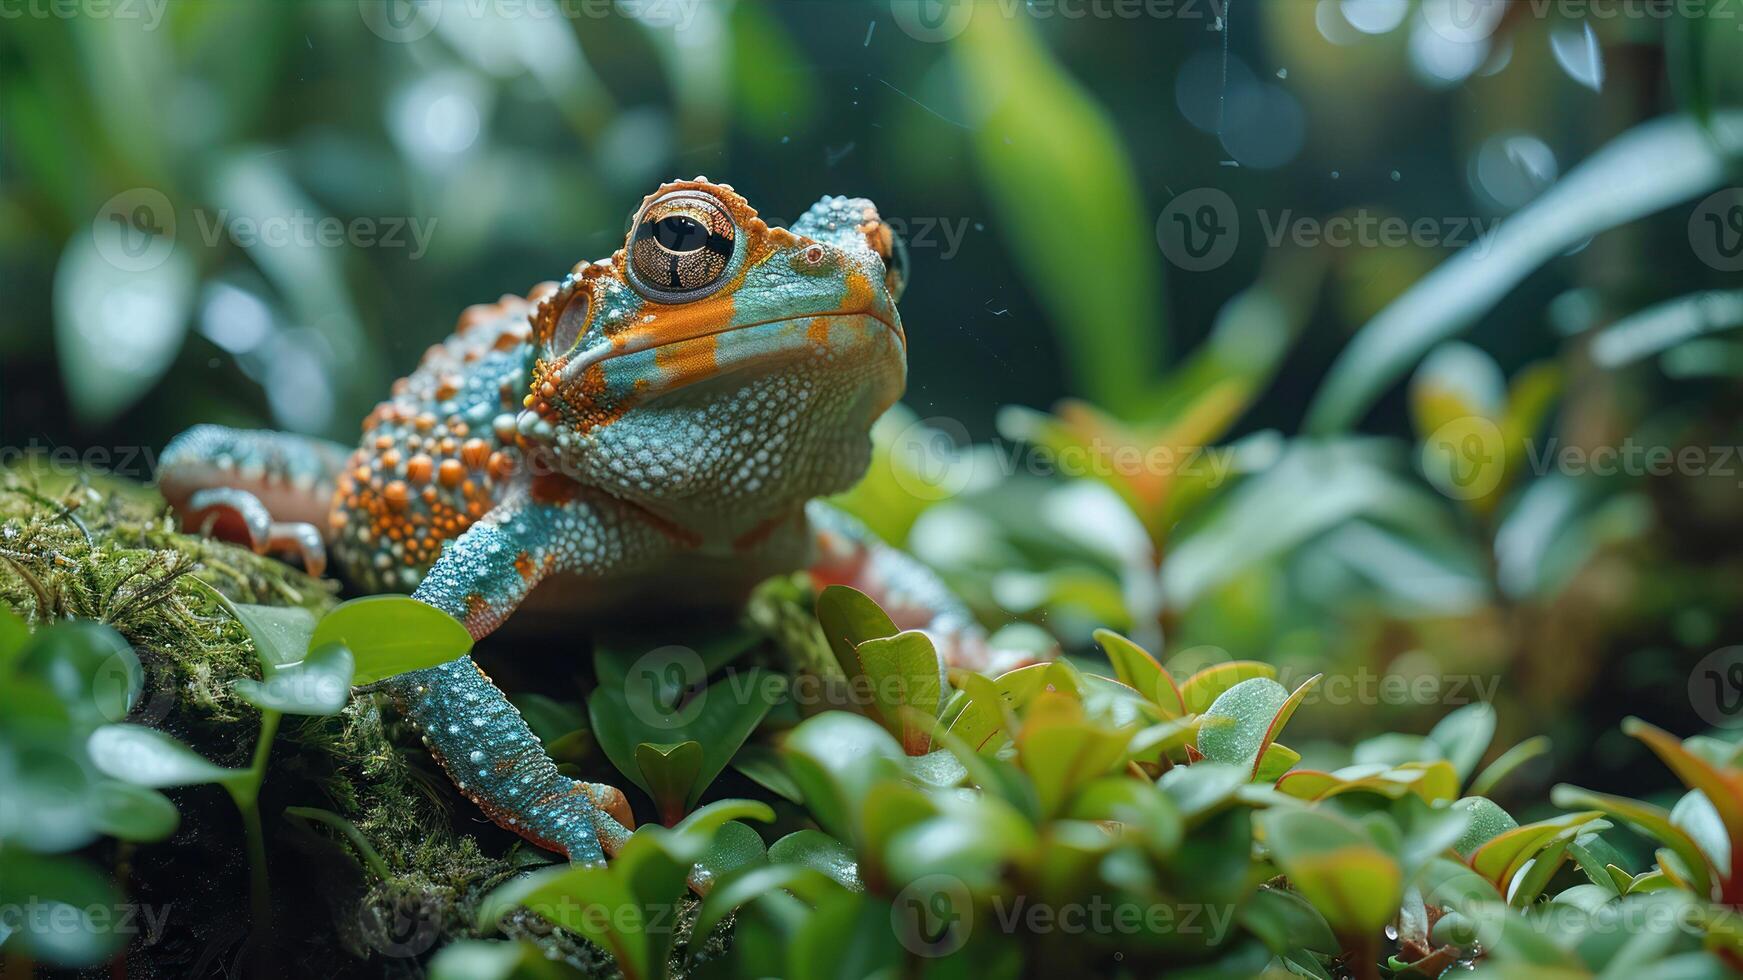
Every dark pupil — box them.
[654,215,708,252]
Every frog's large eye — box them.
[627,192,737,302]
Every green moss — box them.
[0,465,720,977]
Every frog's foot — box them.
[158,425,349,577]
[807,501,1052,675]
[183,487,329,577]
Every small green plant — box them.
[85,592,467,946]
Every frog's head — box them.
[519,178,908,531]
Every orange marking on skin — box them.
[514,551,537,581]
[653,331,719,379]
[460,439,491,468]
[383,481,409,511]
[842,268,876,315]
[486,451,516,482]
[438,458,465,487]
[807,317,831,346]
[406,454,433,483]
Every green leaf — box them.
[1016,691,1133,816]
[1092,628,1183,717]
[589,666,784,813]
[0,851,126,967]
[768,829,862,891]
[1277,761,1461,807]
[427,940,575,980]
[635,740,704,825]
[1426,703,1497,785]
[311,595,474,684]
[781,713,905,845]
[1196,677,1290,772]
[222,600,317,673]
[696,820,769,887]
[0,604,31,672]
[87,724,246,789]
[946,662,1051,754]
[690,863,845,965]
[1066,777,1183,858]
[788,890,903,980]
[1452,796,1521,858]
[89,780,180,843]
[856,631,943,754]
[233,642,354,716]
[813,585,897,681]
[14,620,141,728]
[1159,762,1249,822]
[1254,743,1303,784]
[1260,808,1404,937]
[1470,736,1552,798]
[667,799,777,862]
[1307,111,1743,432]
[1178,660,1278,715]
[885,794,1039,891]
[1250,674,1320,780]
[1623,718,1743,884]
[1470,811,1609,892]
[1239,886,1339,956]
[477,862,649,978]
[1551,784,1714,900]
[954,7,1163,415]
[731,744,803,803]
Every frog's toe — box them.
[585,782,634,831]
[183,488,328,576]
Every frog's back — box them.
[327,285,555,592]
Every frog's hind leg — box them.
[806,501,1050,675]
[158,424,351,576]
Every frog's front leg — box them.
[382,482,665,864]
[806,501,1045,675]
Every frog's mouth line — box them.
[559,310,903,384]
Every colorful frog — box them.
[158,178,1018,865]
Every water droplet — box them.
[1391,170,1402,181]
